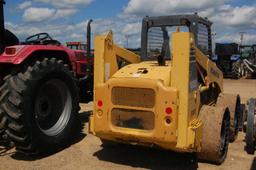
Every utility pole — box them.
[211,32,216,53]
[125,35,129,48]
[239,32,246,46]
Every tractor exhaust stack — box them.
[87,19,93,58]
[0,0,5,53]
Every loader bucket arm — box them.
[195,47,223,91]
[94,31,140,87]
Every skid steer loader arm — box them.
[94,31,140,87]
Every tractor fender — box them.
[0,45,76,67]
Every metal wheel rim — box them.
[220,114,229,157]
[234,98,241,134]
[34,79,72,136]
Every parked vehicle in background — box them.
[232,45,256,78]
[214,43,240,78]
[0,0,94,154]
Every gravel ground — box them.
[0,79,256,170]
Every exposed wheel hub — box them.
[34,79,72,136]
[35,96,52,118]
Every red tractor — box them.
[0,0,93,154]
[67,42,87,51]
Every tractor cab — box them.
[67,42,87,51]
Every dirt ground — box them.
[0,79,256,170]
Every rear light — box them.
[165,107,172,115]
[4,46,24,55]
[5,48,16,55]
[97,100,103,107]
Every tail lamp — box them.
[97,100,103,107]
[5,47,16,55]
[165,107,173,115]
[4,46,24,55]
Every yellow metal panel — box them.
[94,35,107,87]
[195,48,223,91]
[93,78,179,148]
[113,45,140,64]
[94,31,140,88]
[170,32,198,149]
[112,61,171,86]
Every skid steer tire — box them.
[238,104,246,131]
[216,93,241,142]
[197,106,230,164]
[0,58,80,154]
[245,98,256,154]
[100,139,117,147]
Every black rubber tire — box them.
[0,79,11,138]
[245,99,256,154]
[238,104,245,131]
[216,93,241,142]
[100,139,117,147]
[0,58,80,154]
[79,76,93,103]
[197,105,230,164]
[0,108,8,136]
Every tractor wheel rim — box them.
[220,115,229,157]
[234,98,241,134]
[35,79,72,136]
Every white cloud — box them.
[216,32,256,45]
[6,22,42,37]
[23,7,56,22]
[70,33,84,39]
[122,0,256,45]
[122,22,141,35]
[34,0,93,8]
[23,7,78,22]
[18,1,32,10]
[5,18,139,48]
[210,5,256,28]
[54,8,78,19]
[9,0,256,48]
[124,0,228,16]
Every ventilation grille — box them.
[112,87,155,108]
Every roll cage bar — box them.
[140,14,213,60]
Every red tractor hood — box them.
[0,45,74,64]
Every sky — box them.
[4,0,256,48]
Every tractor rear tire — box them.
[0,109,8,136]
[0,58,80,154]
[0,78,11,138]
[232,61,241,79]
[197,105,230,164]
[216,93,241,142]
